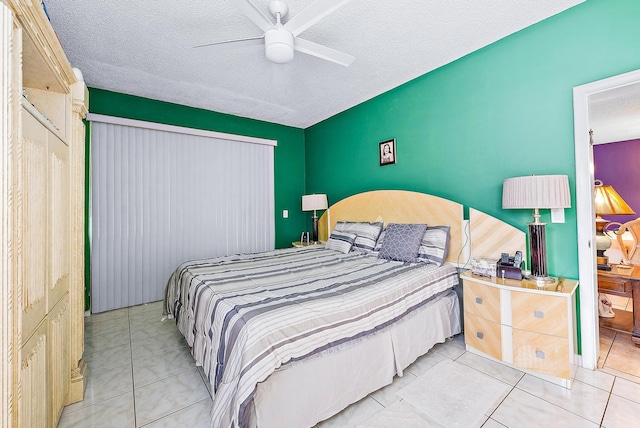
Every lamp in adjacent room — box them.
[593,179,635,266]
[502,174,571,284]
[302,194,328,243]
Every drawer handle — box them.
[477,332,484,340]
[536,350,545,359]
[476,297,483,305]
[534,310,544,319]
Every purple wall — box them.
[594,138,640,224]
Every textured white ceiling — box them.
[589,82,640,145]
[47,0,585,129]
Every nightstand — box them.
[292,241,324,248]
[461,271,579,388]
[597,264,640,345]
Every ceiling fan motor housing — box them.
[265,28,294,63]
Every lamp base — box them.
[529,222,548,278]
[525,274,556,287]
[595,216,612,266]
[311,215,319,243]
[524,274,560,290]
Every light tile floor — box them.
[605,294,632,312]
[598,294,640,381]
[59,300,640,427]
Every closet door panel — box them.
[48,294,70,424]
[19,321,49,427]
[47,132,69,311]
[21,111,49,340]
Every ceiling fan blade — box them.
[284,0,351,36]
[194,36,264,50]
[294,37,354,66]
[231,0,274,33]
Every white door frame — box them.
[573,68,640,370]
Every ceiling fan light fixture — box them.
[198,0,354,66]
[265,28,294,63]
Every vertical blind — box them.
[90,117,275,313]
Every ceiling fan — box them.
[195,0,355,66]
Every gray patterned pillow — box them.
[378,223,427,263]
[325,231,357,254]
[334,221,383,251]
[417,225,450,266]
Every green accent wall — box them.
[304,0,640,353]
[85,89,306,309]
[305,0,640,281]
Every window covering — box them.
[90,117,275,312]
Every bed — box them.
[163,190,524,428]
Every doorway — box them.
[573,68,640,371]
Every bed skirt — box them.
[248,289,461,428]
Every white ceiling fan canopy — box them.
[268,0,289,19]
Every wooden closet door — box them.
[20,109,72,427]
[20,110,51,426]
[21,111,49,340]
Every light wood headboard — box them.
[469,208,526,261]
[316,191,527,267]
[318,190,465,264]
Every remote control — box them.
[513,251,522,268]
[501,253,510,265]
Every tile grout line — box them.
[129,304,205,427]
[513,377,610,426]
[598,377,617,428]
[137,397,213,428]
[600,330,615,369]
[452,351,522,426]
[484,383,517,425]
[455,351,608,426]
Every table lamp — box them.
[502,174,571,284]
[593,179,635,266]
[302,194,328,243]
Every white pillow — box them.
[417,225,450,266]
[334,221,383,251]
[325,231,357,254]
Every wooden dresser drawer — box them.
[598,275,632,297]
[513,329,570,379]
[511,292,568,338]
[464,312,502,361]
[463,279,501,323]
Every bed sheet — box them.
[164,246,459,427]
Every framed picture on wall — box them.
[379,139,396,166]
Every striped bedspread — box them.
[164,246,459,427]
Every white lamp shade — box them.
[302,194,328,211]
[502,175,571,209]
